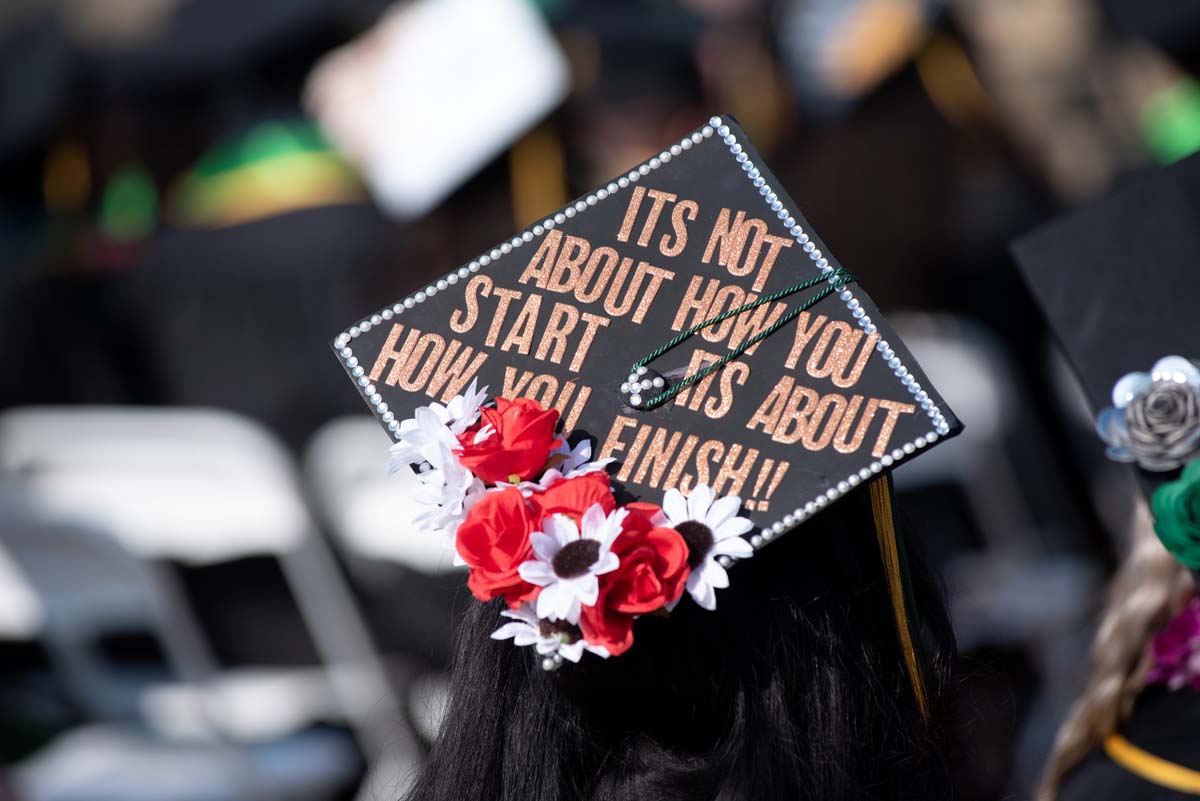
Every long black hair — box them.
[404,484,957,800]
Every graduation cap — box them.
[330,115,961,704]
[1013,152,1200,585]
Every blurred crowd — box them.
[1,0,1199,799]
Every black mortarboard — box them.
[330,115,961,692]
[1014,153,1200,578]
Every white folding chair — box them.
[0,407,413,776]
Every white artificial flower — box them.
[434,378,489,435]
[517,504,625,624]
[516,440,615,495]
[554,439,615,477]
[660,483,754,611]
[387,380,488,472]
[489,604,609,663]
[410,440,485,542]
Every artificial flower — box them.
[410,440,486,541]
[518,503,624,623]
[388,381,488,473]
[1152,459,1200,570]
[659,483,754,610]
[1097,356,1200,471]
[456,486,540,607]
[456,397,563,483]
[1146,595,1200,691]
[529,471,616,523]
[606,507,690,614]
[579,583,636,656]
[489,604,609,663]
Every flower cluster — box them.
[1147,595,1200,691]
[1098,356,1200,472]
[389,384,754,667]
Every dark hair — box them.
[404,485,957,801]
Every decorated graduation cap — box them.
[331,116,961,701]
[1013,152,1200,585]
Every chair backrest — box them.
[0,520,174,721]
[304,416,460,574]
[0,407,308,564]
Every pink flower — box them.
[1147,595,1200,691]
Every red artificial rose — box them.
[456,487,539,608]
[580,585,635,656]
[579,505,690,656]
[529,472,616,524]
[456,398,562,484]
[607,508,690,614]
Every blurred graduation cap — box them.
[331,115,961,699]
[1013,153,1200,583]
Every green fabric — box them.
[1152,458,1200,569]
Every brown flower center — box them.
[552,539,600,578]
[676,520,714,569]
[538,618,581,643]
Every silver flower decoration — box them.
[1097,356,1200,472]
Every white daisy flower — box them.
[516,439,616,495]
[517,504,625,624]
[387,381,488,472]
[489,604,610,663]
[411,440,485,543]
[660,483,754,611]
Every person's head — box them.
[405,484,957,801]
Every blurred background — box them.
[1,0,1198,798]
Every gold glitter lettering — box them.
[617,186,646,243]
[750,233,792,292]
[699,284,747,343]
[450,274,492,333]
[632,427,683,487]
[807,322,877,388]
[712,444,759,496]
[689,439,726,490]
[484,287,523,347]
[800,393,848,451]
[548,235,590,294]
[629,264,674,324]
[784,312,829,370]
[398,333,446,392]
[525,373,558,407]
[664,434,700,491]
[745,375,792,435]
[499,294,542,355]
[534,302,580,364]
[616,424,653,481]
[671,275,719,332]
[704,360,750,419]
[598,415,639,462]
[518,230,561,288]
[728,299,787,356]
[637,189,676,247]
[429,340,489,402]
[833,396,879,455]
[871,399,916,457]
[561,383,591,431]
[660,199,698,257]
[568,312,610,372]
[368,323,410,384]
[773,383,820,445]
[501,366,534,398]
[576,247,619,304]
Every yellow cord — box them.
[1104,734,1200,794]
[868,476,929,721]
